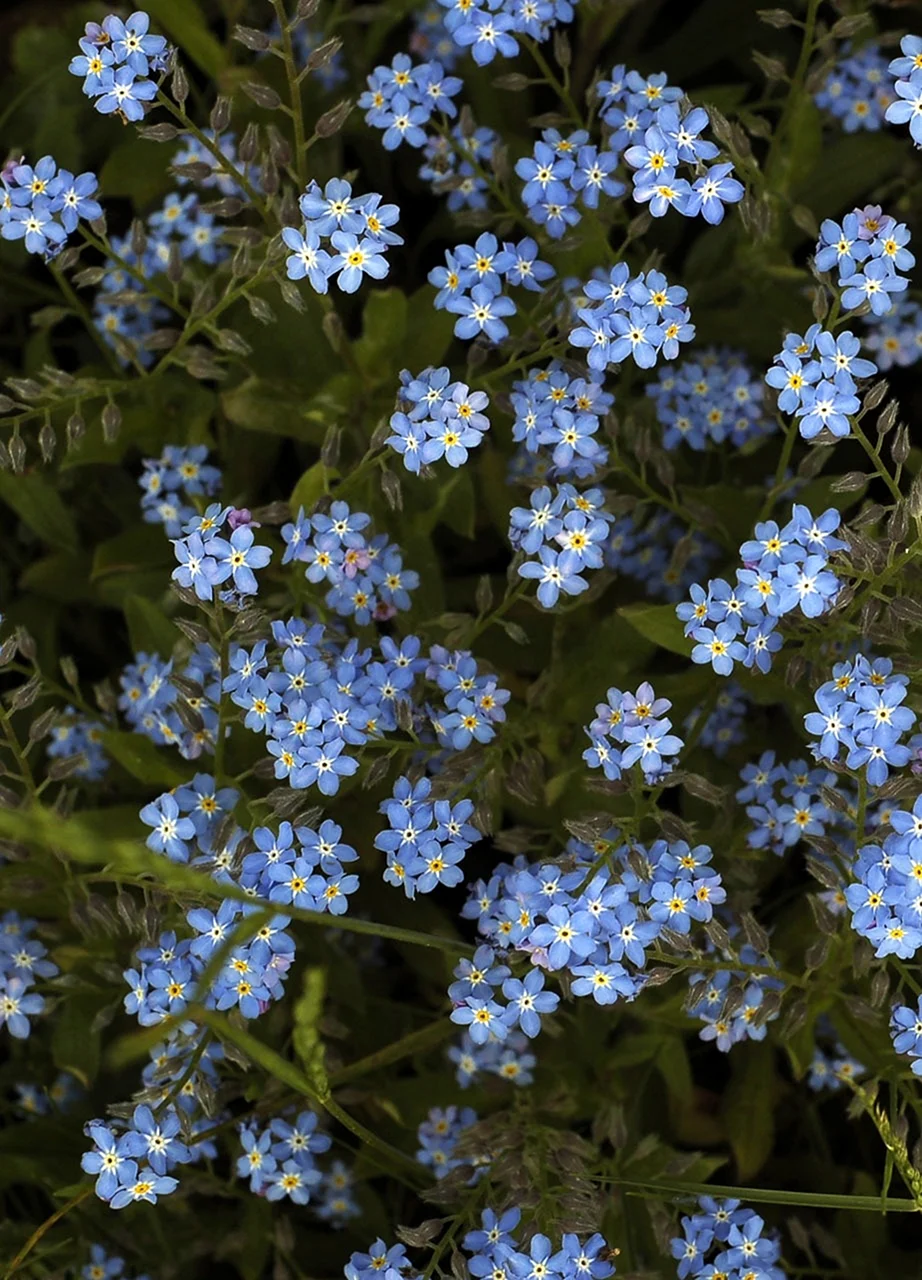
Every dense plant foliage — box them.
[4,1,922,1278]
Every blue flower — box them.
[795,379,859,439]
[281,224,333,291]
[454,10,518,65]
[501,969,559,1037]
[519,546,588,608]
[139,793,196,861]
[209,525,272,595]
[237,1125,277,1191]
[81,1122,135,1201]
[840,257,909,315]
[94,65,158,122]
[0,976,44,1039]
[330,232,391,292]
[446,283,516,342]
[885,72,922,144]
[690,624,748,676]
[684,162,744,224]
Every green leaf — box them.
[405,284,457,369]
[100,141,172,209]
[123,593,177,659]
[795,132,906,221]
[91,524,173,603]
[145,0,227,77]
[292,966,330,1100]
[51,994,103,1087]
[222,376,325,441]
[618,602,689,657]
[101,730,187,788]
[722,1040,776,1179]
[290,462,337,516]
[19,552,95,604]
[0,471,78,550]
[354,288,409,375]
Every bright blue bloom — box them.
[840,256,909,314]
[330,232,390,292]
[501,969,559,1037]
[447,283,516,342]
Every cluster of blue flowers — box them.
[282,500,419,624]
[91,166,242,361]
[582,681,684,782]
[845,792,922,960]
[816,201,912,322]
[387,366,491,471]
[805,655,918,787]
[429,232,552,342]
[0,154,101,259]
[68,11,169,123]
[119,644,220,760]
[81,1102,190,1209]
[511,484,614,607]
[46,708,109,780]
[766,327,878,445]
[172,505,273,603]
[140,445,222,536]
[0,911,57,1040]
[415,1104,478,1178]
[449,1025,537,1088]
[671,1196,787,1279]
[648,347,775,451]
[457,830,728,1069]
[737,752,840,857]
[14,1071,83,1118]
[863,296,922,370]
[236,1110,331,1204]
[807,1020,865,1091]
[448,943,561,1047]
[461,1212,615,1280]
[598,69,743,223]
[689,683,750,759]
[514,126,626,238]
[890,994,922,1076]
[80,1025,231,1211]
[885,35,922,145]
[509,362,612,476]
[686,937,783,1053]
[434,0,580,64]
[569,264,694,374]
[122,906,296,1024]
[815,42,893,132]
[604,509,720,604]
[360,52,462,149]
[418,120,500,211]
[678,504,848,678]
[377,774,483,897]
[283,178,401,295]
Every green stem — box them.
[595,1174,920,1213]
[48,264,126,374]
[851,419,903,504]
[271,0,308,188]
[79,225,187,320]
[759,414,799,521]
[331,1016,454,1086]
[3,1187,93,1280]
[527,38,583,125]
[156,91,270,223]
